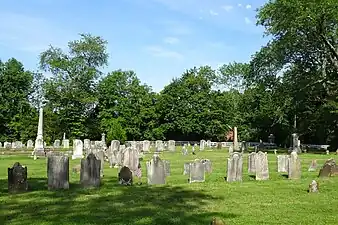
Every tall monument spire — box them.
[34,108,44,152]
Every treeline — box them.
[0,0,338,148]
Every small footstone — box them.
[308,180,319,193]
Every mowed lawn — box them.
[1,150,338,225]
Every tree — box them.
[39,33,109,140]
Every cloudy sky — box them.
[0,0,269,92]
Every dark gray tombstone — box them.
[163,160,170,176]
[47,156,69,190]
[318,159,336,178]
[8,162,28,193]
[118,166,133,185]
[80,153,101,188]
[189,162,205,183]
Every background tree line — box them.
[0,0,337,148]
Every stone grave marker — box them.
[308,180,319,193]
[227,152,243,182]
[200,140,205,151]
[308,160,318,172]
[318,158,337,177]
[72,139,83,159]
[118,166,133,185]
[122,147,139,173]
[183,162,190,175]
[288,152,301,179]
[146,155,165,185]
[248,152,256,173]
[277,155,289,173]
[95,151,105,177]
[80,153,101,188]
[47,155,69,190]
[62,139,69,148]
[143,140,150,152]
[53,140,61,149]
[168,140,175,152]
[8,162,28,193]
[163,160,170,176]
[201,159,212,173]
[255,151,269,180]
[189,161,205,183]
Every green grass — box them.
[1,150,338,225]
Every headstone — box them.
[255,151,269,180]
[101,133,107,150]
[182,146,188,155]
[201,159,212,173]
[248,152,256,173]
[274,149,277,155]
[288,152,301,179]
[308,160,318,172]
[146,155,166,185]
[95,151,105,177]
[228,145,233,153]
[118,166,133,185]
[163,160,170,176]
[111,140,120,151]
[84,139,91,152]
[80,153,101,188]
[34,108,44,153]
[47,156,69,190]
[183,162,190,175]
[122,147,139,173]
[53,140,61,149]
[326,150,329,155]
[200,140,206,151]
[318,158,337,177]
[0,142,2,148]
[8,162,28,193]
[72,139,83,159]
[308,180,319,193]
[189,161,205,183]
[240,141,248,152]
[206,140,211,148]
[143,140,150,152]
[27,140,34,149]
[227,152,243,182]
[62,139,69,148]
[155,140,163,151]
[168,140,175,152]
[277,155,289,173]
[291,133,301,153]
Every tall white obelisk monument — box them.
[34,108,44,153]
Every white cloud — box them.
[0,12,72,53]
[246,4,252,9]
[163,37,180,44]
[238,4,242,7]
[158,20,193,35]
[144,45,183,60]
[222,5,233,12]
[209,10,218,16]
[244,17,251,24]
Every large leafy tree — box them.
[40,33,109,140]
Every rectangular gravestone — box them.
[277,155,289,173]
[227,152,243,182]
[308,160,318,172]
[318,159,336,177]
[8,162,28,193]
[201,159,212,173]
[248,152,256,173]
[80,153,101,188]
[288,152,301,179]
[255,151,269,180]
[183,162,190,175]
[189,162,205,183]
[95,151,105,177]
[47,156,69,190]
[146,155,165,185]
[163,160,170,176]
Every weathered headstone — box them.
[53,140,61,149]
[27,140,34,149]
[122,147,139,173]
[83,139,91,152]
[308,160,318,172]
[80,153,101,188]
[118,166,133,185]
[277,155,289,173]
[155,140,163,151]
[288,152,301,179]
[95,151,105,177]
[227,152,243,182]
[47,156,69,190]
[248,152,256,173]
[72,139,83,159]
[189,161,205,183]
[183,162,190,175]
[201,159,212,173]
[255,151,269,180]
[318,158,337,177]
[143,140,150,152]
[8,162,28,193]
[308,180,319,193]
[146,155,166,185]
[163,160,170,176]
[168,140,175,152]
[200,140,206,151]
[182,146,188,155]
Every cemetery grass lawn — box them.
[1,151,338,225]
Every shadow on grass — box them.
[281,174,289,179]
[0,177,237,225]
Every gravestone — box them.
[248,152,256,173]
[240,141,248,153]
[95,151,105,177]
[72,139,83,159]
[288,152,301,179]
[27,140,34,149]
[53,140,61,149]
[308,180,319,193]
[274,149,277,155]
[34,108,44,153]
[201,159,212,173]
[182,146,188,155]
[0,142,2,148]
[143,140,150,152]
[227,152,243,182]
[146,155,166,185]
[277,155,289,173]
[308,160,318,172]
[62,139,69,148]
[183,162,190,175]
[228,145,234,154]
[118,166,133,185]
[168,140,175,152]
[8,162,28,193]
[200,140,206,151]
[80,153,101,188]
[83,139,91,153]
[47,156,69,190]
[255,151,269,180]
[163,160,170,176]
[155,140,163,151]
[189,161,205,183]
[206,140,211,148]
[122,147,139,173]
[318,158,337,177]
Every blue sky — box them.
[0,0,269,92]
